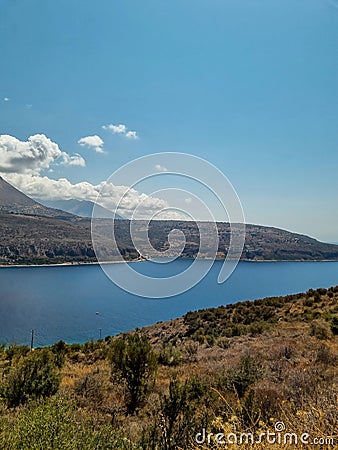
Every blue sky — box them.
[0,0,338,241]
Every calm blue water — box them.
[0,260,337,346]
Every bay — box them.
[0,260,337,346]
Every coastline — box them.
[0,258,146,269]
[1,257,338,269]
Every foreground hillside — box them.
[0,286,337,449]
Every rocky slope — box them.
[0,176,74,219]
[0,177,338,265]
[0,213,95,264]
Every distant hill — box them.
[1,214,338,265]
[106,219,338,262]
[0,176,75,219]
[37,198,123,219]
[0,177,338,265]
[0,212,96,265]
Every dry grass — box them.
[0,286,337,448]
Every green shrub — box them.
[68,343,82,354]
[51,340,68,368]
[109,333,157,414]
[160,376,189,449]
[5,344,30,362]
[313,291,321,303]
[158,344,181,366]
[304,297,314,307]
[330,316,338,335]
[226,354,263,398]
[309,320,332,340]
[143,376,207,450]
[0,397,128,450]
[1,348,60,407]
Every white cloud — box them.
[3,172,183,219]
[102,124,126,134]
[61,153,86,167]
[0,134,85,175]
[102,123,139,140]
[155,164,168,172]
[78,135,105,154]
[125,131,139,140]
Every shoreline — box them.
[0,259,144,269]
[1,257,338,269]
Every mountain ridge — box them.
[0,177,338,265]
[0,176,75,219]
[36,198,123,219]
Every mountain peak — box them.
[37,198,123,219]
[0,176,38,208]
[0,177,74,219]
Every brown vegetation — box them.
[0,286,337,448]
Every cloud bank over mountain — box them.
[0,134,179,219]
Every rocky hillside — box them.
[1,215,338,265]
[0,176,74,219]
[109,219,338,261]
[0,213,95,264]
[142,285,338,346]
[0,177,338,265]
